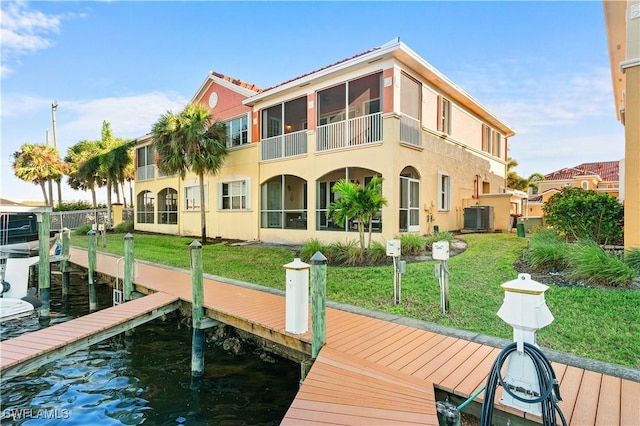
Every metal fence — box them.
[50,208,134,231]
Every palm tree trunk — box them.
[358,221,365,249]
[129,181,133,208]
[199,172,207,244]
[120,181,127,208]
[367,217,373,249]
[91,186,97,209]
[106,180,113,228]
[39,181,49,205]
[114,181,121,204]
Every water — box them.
[0,272,300,425]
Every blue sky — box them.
[1,1,624,204]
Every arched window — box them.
[158,188,177,224]
[136,191,154,224]
[399,167,420,232]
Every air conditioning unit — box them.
[463,206,494,231]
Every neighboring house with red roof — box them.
[525,161,621,218]
[133,39,520,243]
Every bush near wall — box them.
[542,187,623,245]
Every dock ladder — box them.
[114,257,138,305]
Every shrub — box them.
[567,239,637,287]
[300,238,326,262]
[366,240,389,265]
[624,247,640,274]
[543,186,623,245]
[53,201,107,211]
[399,233,424,256]
[75,224,93,236]
[113,221,134,234]
[424,231,454,251]
[524,228,569,272]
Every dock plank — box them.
[621,379,640,426]
[571,370,601,426]
[595,374,620,426]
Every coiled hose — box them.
[480,342,567,426]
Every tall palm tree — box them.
[77,122,135,227]
[151,103,228,244]
[12,143,65,205]
[327,176,388,249]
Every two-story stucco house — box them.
[133,39,518,244]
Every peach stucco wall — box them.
[201,82,252,122]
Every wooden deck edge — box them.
[0,294,180,382]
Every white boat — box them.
[0,202,57,322]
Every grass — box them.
[70,232,640,368]
[566,239,637,287]
[524,228,569,272]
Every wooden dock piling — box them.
[87,230,97,312]
[61,228,70,296]
[310,251,327,359]
[38,211,51,326]
[189,240,205,377]
[124,233,134,301]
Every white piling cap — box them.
[500,273,548,295]
[283,258,310,270]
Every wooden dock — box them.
[0,291,180,381]
[13,247,638,425]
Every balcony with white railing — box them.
[400,114,421,147]
[137,165,155,181]
[261,130,307,161]
[316,113,382,152]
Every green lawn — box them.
[70,232,640,368]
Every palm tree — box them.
[76,122,135,225]
[506,157,545,193]
[327,176,388,249]
[65,140,106,208]
[12,143,65,205]
[151,103,228,244]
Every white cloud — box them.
[0,1,73,77]
[454,60,615,134]
[60,92,189,141]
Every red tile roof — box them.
[545,161,619,182]
[210,71,263,93]
[261,47,382,92]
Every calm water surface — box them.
[0,272,300,425]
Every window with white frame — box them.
[225,115,249,148]
[184,185,207,211]
[136,145,155,181]
[438,174,451,211]
[220,181,248,210]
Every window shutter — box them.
[245,178,251,209]
[437,173,443,210]
[482,125,487,152]
[436,95,442,132]
[217,182,223,210]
